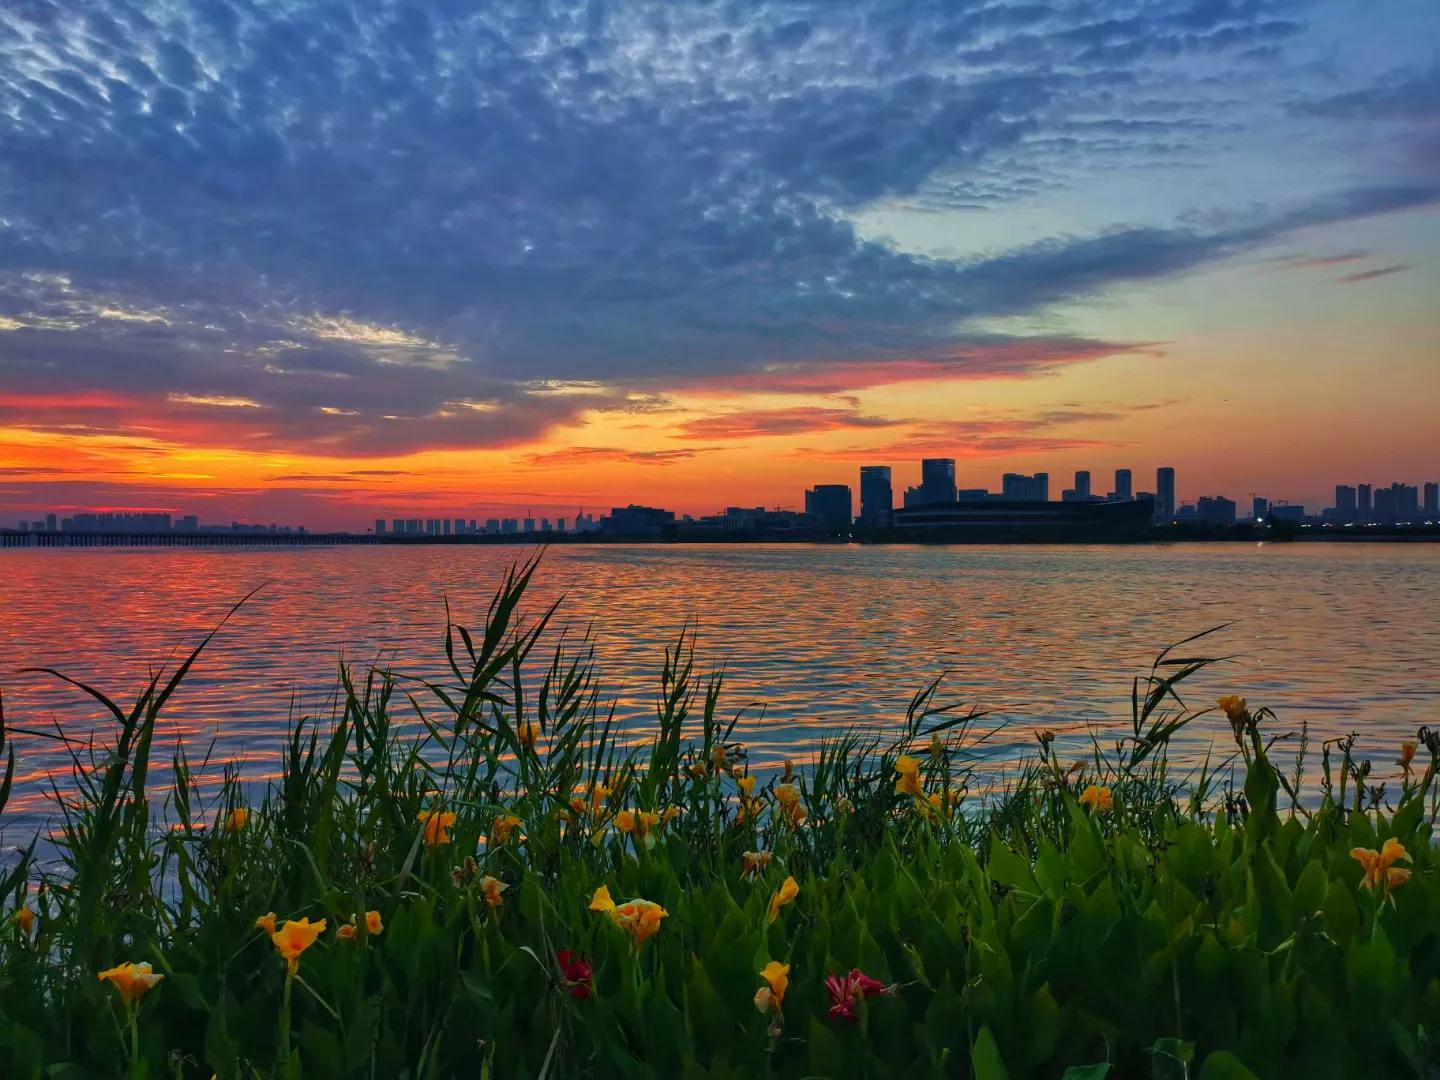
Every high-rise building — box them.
[1074,470,1091,500]
[1196,495,1237,525]
[523,517,535,533]
[804,484,853,531]
[393,518,405,534]
[1001,473,1048,501]
[1425,482,1439,518]
[455,518,467,535]
[45,513,56,532]
[1374,486,1396,523]
[1358,483,1372,523]
[557,517,567,532]
[1252,496,1269,521]
[1156,467,1176,524]
[919,458,957,504]
[1334,485,1357,523]
[485,518,500,533]
[442,520,452,536]
[858,465,893,525]
[1392,482,1420,522]
[1114,468,1132,501]
[375,519,386,535]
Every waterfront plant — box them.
[1,556,1439,1077]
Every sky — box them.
[0,0,1436,528]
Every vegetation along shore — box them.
[2,558,1437,1077]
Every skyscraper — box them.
[1252,496,1269,521]
[805,484,853,531]
[1074,470,1091,499]
[1114,468,1132,501]
[1358,483,1372,523]
[858,465,893,525]
[919,458,957,504]
[1156,467,1176,523]
[1334,485,1357,522]
[1425,482,1439,518]
[1001,473,1048,500]
[375,519,386,535]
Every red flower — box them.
[825,968,890,1023]
[557,949,593,999]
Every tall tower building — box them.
[1074,470,1091,500]
[1334,485,1357,522]
[858,466,893,525]
[1425,482,1439,518]
[1156,467,1176,523]
[1114,469,1133,501]
[920,458,957,504]
[1358,483,1372,523]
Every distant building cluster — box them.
[375,511,599,536]
[12,511,304,535]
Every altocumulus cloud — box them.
[0,0,1436,456]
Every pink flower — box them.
[557,949,593,999]
[825,968,891,1023]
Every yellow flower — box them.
[737,775,757,799]
[336,923,357,942]
[774,783,807,826]
[615,809,636,834]
[255,911,277,936]
[480,875,508,909]
[270,917,326,975]
[1217,695,1248,734]
[710,745,727,771]
[924,790,956,819]
[223,808,249,833]
[1400,740,1418,772]
[782,758,795,782]
[1351,837,1412,892]
[586,782,611,817]
[767,876,799,923]
[1078,785,1113,813]
[490,814,523,845]
[742,850,774,879]
[894,755,924,798]
[590,885,667,948]
[660,806,682,828]
[686,763,708,780]
[97,961,164,1004]
[757,960,789,1013]
[15,907,35,936]
[365,910,383,935]
[517,720,539,749]
[418,808,458,849]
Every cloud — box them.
[673,407,906,441]
[1335,263,1414,284]
[519,446,721,467]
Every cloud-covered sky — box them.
[1,0,1436,524]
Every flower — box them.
[557,949,593,998]
[615,809,661,842]
[1400,739,1418,772]
[14,907,35,936]
[774,783,807,827]
[590,885,668,948]
[223,808,249,833]
[255,911,277,936]
[1351,837,1412,892]
[782,758,795,782]
[365,910,383,935]
[1217,695,1249,735]
[742,850,774,879]
[336,923,357,942]
[754,960,789,1014]
[767,876,799,923]
[924,790,957,820]
[270,917,327,975]
[490,813,523,845]
[517,720,539,749]
[894,755,924,798]
[480,876,508,909]
[737,775,757,799]
[98,961,164,1004]
[1078,785,1113,813]
[418,808,458,849]
[710,745,727,772]
[825,968,889,1024]
[660,806,682,828]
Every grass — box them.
[1,554,1438,1078]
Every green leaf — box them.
[972,1026,1010,1080]
[1196,1050,1262,1080]
[1062,1067,1112,1080]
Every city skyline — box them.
[0,2,1437,531]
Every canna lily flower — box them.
[418,808,458,849]
[686,763,708,780]
[1217,695,1249,736]
[270,917,326,975]
[586,782,611,817]
[480,875,508,909]
[98,961,164,1004]
[710,745,727,772]
[1400,739,1418,772]
[753,960,790,1015]
[1351,837,1412,892]
[489,813,523,845]
[774,783,806,827]
[930,733,945,758]
[590,885,668,948]
[1079,784,1113,813]
[894,755,925,798]
[223,808,249,833]
[742,850,774,879]
[14,907,35,936]
[924,790,957,820]
[834,796,854,816]
[365,910,383,935]
[557,949,593,999]
[825,968,890,1024]
[517,720,539,749]
[660,806,682,828]
[255,911,277,936]
[737,775,757,799]
[782,758,795,782]
[336,923,357,942]
[767,876,799,924]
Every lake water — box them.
[1,542,1436,828]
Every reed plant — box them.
[2,556,1437,1078]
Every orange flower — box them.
[894,756,924,798]
[660,806,682,828]
[336,923,357,942]
[480,876,508,909]
[1351,837,1412,892]
[767,876,799,924]
[774,783,807,827]
[98,961,164,1004]
[1217,695,1248,735]
[742,850,774,879]
[418,808,458,849]
[781,758,795,782]
[1400,740,1418,772]
[255,911,277,936]
[1078,785,1113,813]
[14,907,35,936]
[490,813,523,845]
[270,917,326,975]
[223,808,249,833]
[517,720,539,749]
[754,960,790,1014]
[590,885,667,948]
[365,910,383,935]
